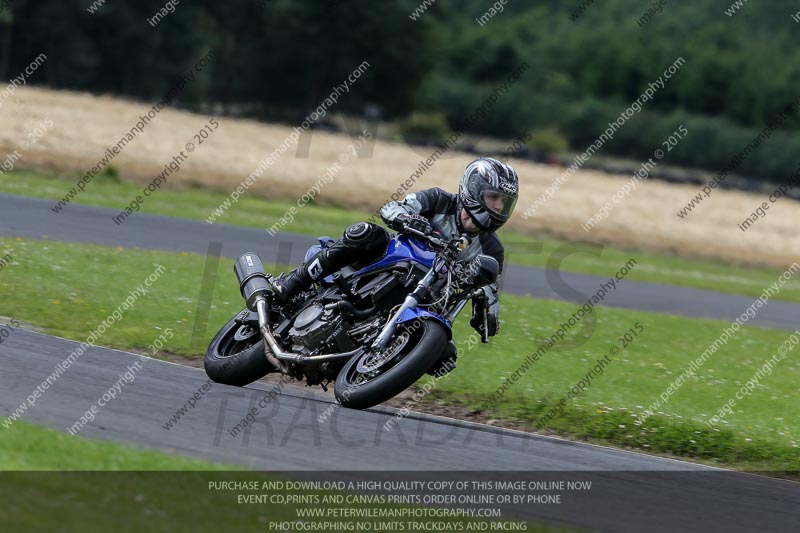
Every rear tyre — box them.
[334,319,447,410]
[204,312,275,386]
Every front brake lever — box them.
[469,289,490,343]
[480,306,489,343]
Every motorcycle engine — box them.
[288,303,342,351]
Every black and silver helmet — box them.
[458,157,519,232]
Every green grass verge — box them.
[1,422,554,532]
[0,419,232,470]
[432,297,800,473]
[1,237,797,471]
[5,168,800,303]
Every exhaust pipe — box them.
[234,253,272,311]
[237,254,364,368]
[234,253,287,372]
[256,297,361,363]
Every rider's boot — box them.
[270,248,336,304]
[271,221,390,305]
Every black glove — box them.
[452,258,481,289]
[395,213,432,235]
[471,307,499,338]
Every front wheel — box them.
[204,312,275,386]
[334,319,447,409]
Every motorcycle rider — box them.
[270,157,519,370]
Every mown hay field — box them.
[2,86,797,269]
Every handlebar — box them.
[402,225,471,256]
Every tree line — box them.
[2,0,799,183]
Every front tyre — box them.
[204,312,275,386]
[334,320,447,410]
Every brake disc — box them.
[356,331,411,374]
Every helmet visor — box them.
[481,190,517,219]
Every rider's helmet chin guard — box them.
[458,157,519,233]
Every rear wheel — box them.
[334,319,447,409]
[204,312,275,386]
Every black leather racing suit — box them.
[380,187,504,328]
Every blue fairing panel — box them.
[309,234,435,285]
[352,235,435,277]
[395,307,452,339]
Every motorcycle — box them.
[204,225,499,409]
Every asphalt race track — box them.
[3,193,800,330]
[1,326,799,532]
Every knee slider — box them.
[344,222,389,252]
[344,222,372,243]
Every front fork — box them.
[371,267,436,351]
